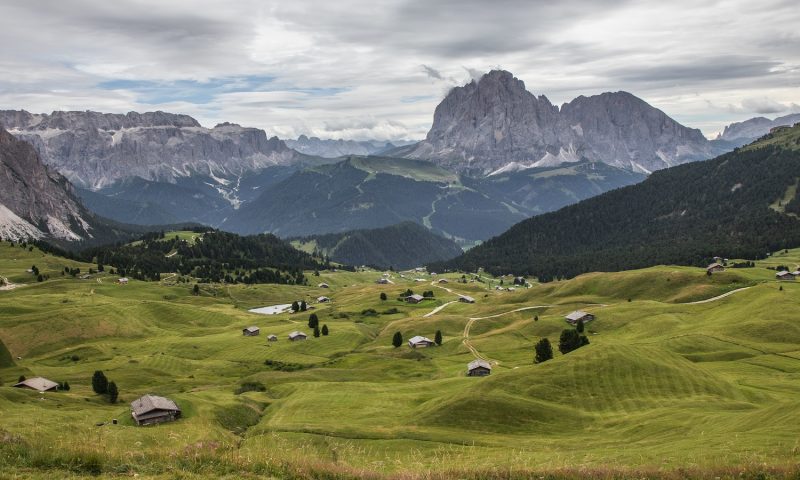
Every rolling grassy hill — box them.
[291,221,463,270]
[433,124,800,280]
[1,240,800,478]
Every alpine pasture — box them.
[1,240,800,479]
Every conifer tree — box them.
[392,331,403,348]
[321,324,329,336]
[534,338,554,363]
[434,330,443,345]
[92,370,108,394]
[107,381,119,403]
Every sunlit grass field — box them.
[1,241,800,478]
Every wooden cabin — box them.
[405,294,424,304]
[242,326,260,336]
[13,377,58,392]
[117,277,129,285]
[706,263,725,274]
[130,395,181,426]
[267,334,278,342]
[318,283,329,288]
[776,271,796,281]
[565,310,595,325]
[408,335,436,348]
[459,295,475,304]
[467,359,492,377]
[317,296,331,303]
[289,331,308,341]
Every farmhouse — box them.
[267,334,278,341]
[13,377,58,392]
[404,294,424,304]
[513,276,526,285]
[459,295,475,304]
[408,335,436,348]
[776,271,795,281]
[242,326,260,336]
[706,263,725,273]
[467,359,492,376]
[117,277,129,284]
[289,331,308,341]
[376,278,390,284]
[318,283,329,288]
[438,278,449,284]
[565,310,595,325]
[130,395,181,426]
[317,296,331,303]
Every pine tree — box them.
[193,284,200,296]
[63,381,70,391]
[558,329,583,355]
[434,330,443,345]
[534,338,554,363]
[17,375,25,383]
[576,319,585,334]
[107,382,119,404]
[392,331,403,348]
[300,300,307,312]
[321,324,329,336]
[92,370,108,394]
[308,313,319,329]
[291,301,300,312]
[380,292,387,301]
[313,325,320,338]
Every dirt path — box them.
[685,286,752,305]
[423,301,457,318]
[462,305,551,363]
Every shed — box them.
[317,296,331,303]
[776,271,795,281]
[376,278,390,284]
[438,278,449,284]
[289,331,308,341]
[13,377,58,392]
[467,359,492,376]
[267,334,278,342]
[130,395,181,426]
[318,283,329,288]
[459,295,475,304]
[405,294,424,304]
[408,335,436,348]
[706,263,725,273]
[118,277,129,284]
[565,310,595,325]
[243,326,260,336]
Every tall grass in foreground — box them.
[1,433,798,479]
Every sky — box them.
[0,0,798,141]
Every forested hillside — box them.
[292,221,463,269]
[432,125,800,280]
[82,230,324,284]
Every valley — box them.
[1,239,799,478]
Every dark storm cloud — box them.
[607,56,781,84]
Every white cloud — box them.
[0,0,798,140]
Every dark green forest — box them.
[432,127,800,281]
[82,230,324,284]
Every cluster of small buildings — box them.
[776,270,799,281]
[242,327,307,341]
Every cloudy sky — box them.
[0,0,798,140]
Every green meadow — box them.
[1,241,800,479]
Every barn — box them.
[130,395,181,426]
[565,310,595,325]
[13,377,58,392]
[242,326,260,336]
[467,359,492,376]
[408,336,436,348]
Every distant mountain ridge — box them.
[717,113,800,142]
[285,135,414,158]
[432,124,800,280]
[400,70,714,175]
[291,221,463,270]
[0,110,301,190]
[223,155,644,243]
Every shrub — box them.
[235,381,267,395]
[534,338,554,363]
[380,292,387,301]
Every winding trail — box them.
[684,286,752,305]
[424,301,457,318]
[463,305,551,363]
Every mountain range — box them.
[285,135,414,158]
[431,123,800,280]
[395,70,716,175]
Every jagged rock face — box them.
[718,113,800,142]
[285,135,401,158]
[404,70,713,175]
[0,110,298,189]
[0,127,92,241]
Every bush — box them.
[380,292,387,301]
[558,329,588,355]
[321,324,329,336]
[534,338,554,363]
[235,381,267,395]
[361,308,378,317]
[392,331,403,348]
[382,307,399,315]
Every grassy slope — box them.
[1,242,800,478]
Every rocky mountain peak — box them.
[404,70,713,175]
